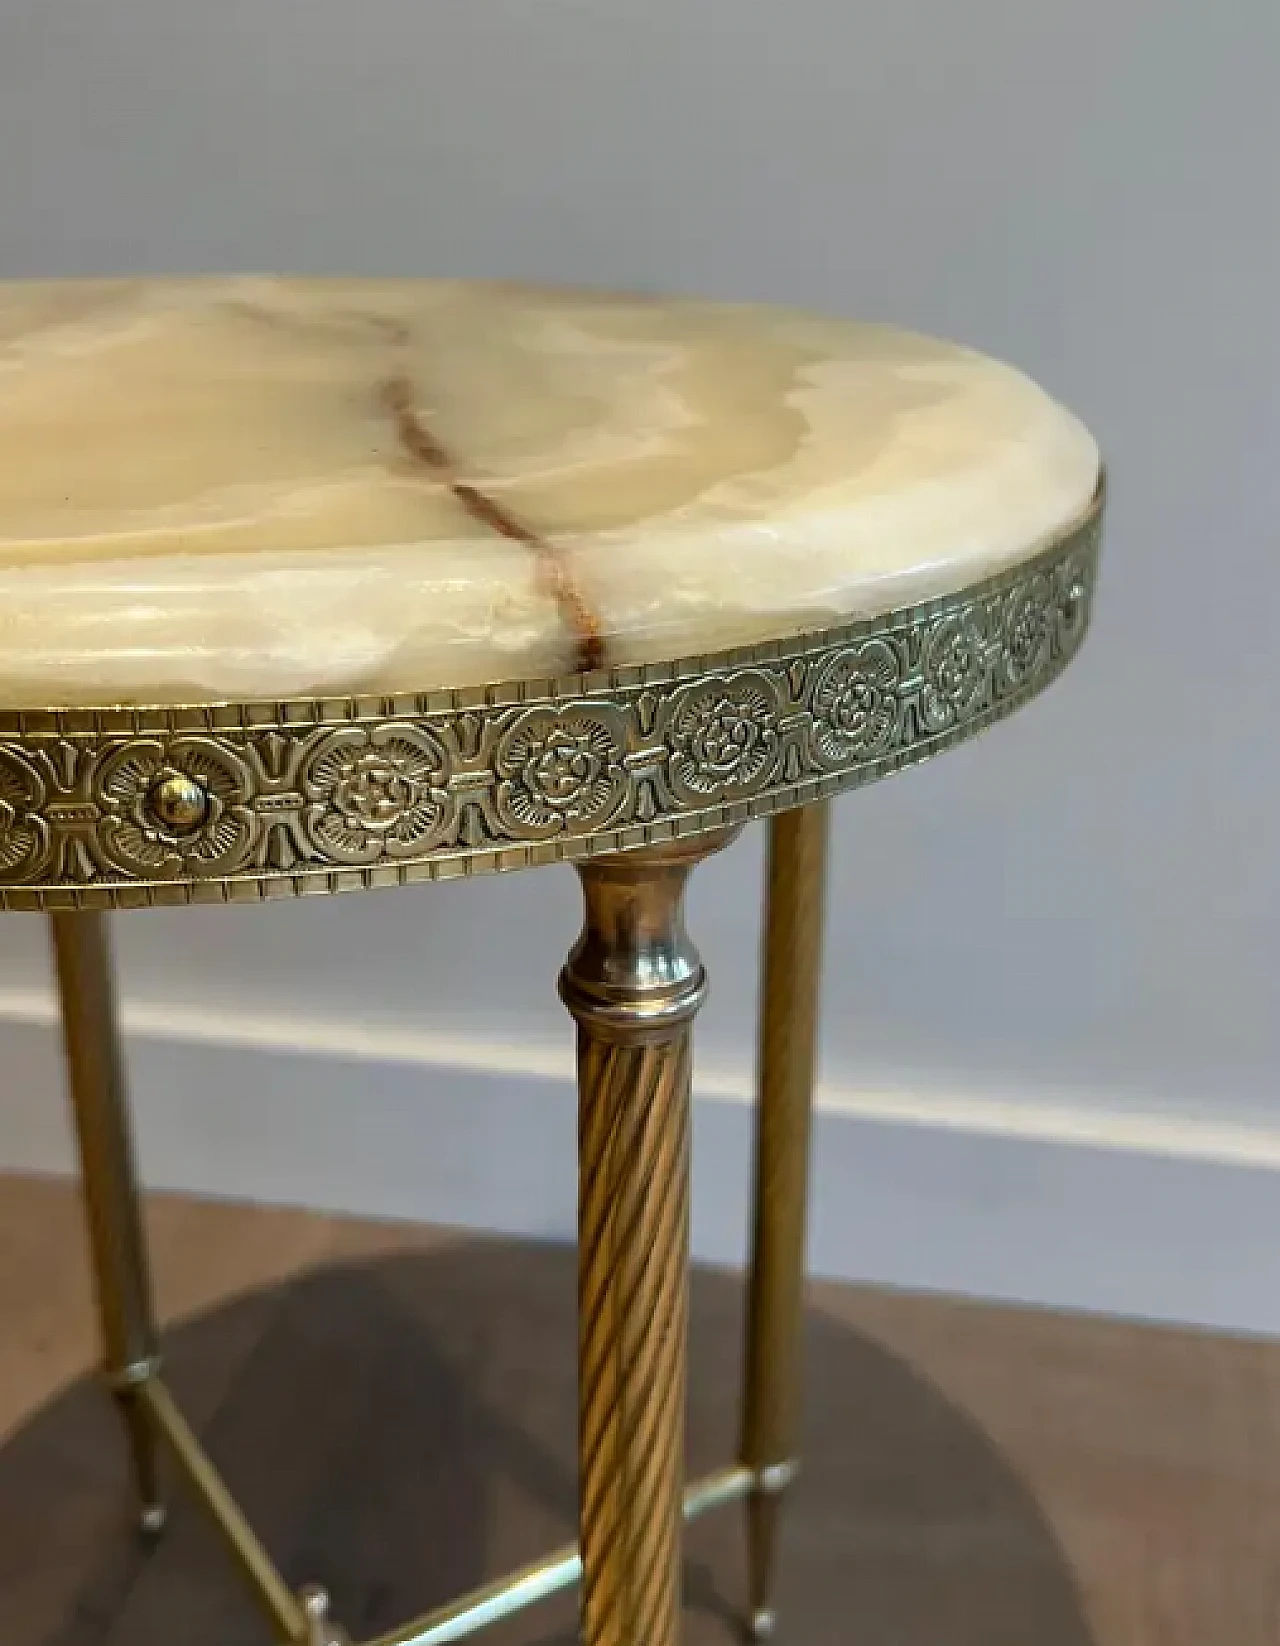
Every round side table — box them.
[0,278,1103,1646]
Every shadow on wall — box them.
[0,1241,1094,1646]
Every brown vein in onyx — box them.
[381,376,605,673]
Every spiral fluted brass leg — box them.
[740,803,830,1639]
[561,830,738,1646]
[49,911,165,1538]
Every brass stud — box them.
[147,772,208,835]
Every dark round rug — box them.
[0,1238,1093,1645]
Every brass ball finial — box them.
[300,1585,350,1645]
[147,771,208,835]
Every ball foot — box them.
[751,1607,777,1640]
[138,1502,167,1538]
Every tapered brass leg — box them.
[740,803,830,1639]
[48,911,165,1536]
[561,830,738,1646]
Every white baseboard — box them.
[3,988,1280,1337]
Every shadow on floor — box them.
[0,1238,1095,1645]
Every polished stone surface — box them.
[0,278,1099,706]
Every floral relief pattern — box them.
[0,748,48,881]
[920,610,988,731]
[1056,558,1091,651]
[1001,575,1054,688]
[0,509,1100,906]
[495,706,628,835]
[665,673,782,802]
[302,726,453,864]
[97,737,253,879]
[810,640,902,767]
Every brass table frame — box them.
[6,493,1100,1646]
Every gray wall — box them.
[0,1,1276,1284]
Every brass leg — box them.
[739,803,830,1639]
[48,911,165,1536]
[561,830,738,1646]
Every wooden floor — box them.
[1,1174,1278,1644]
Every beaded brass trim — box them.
[0,490,1101,909]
